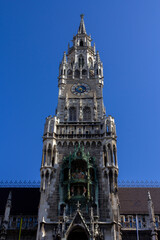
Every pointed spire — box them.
[78,14,86,34]
[62,51,67,64]
[3,191,12,229]
[7,191,12,201]
[148,191,152,200]
[96,51,100,63]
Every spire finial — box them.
[80,14,84,19]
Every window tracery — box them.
[78,55,84,67]
[69,107,76,121]
[83,107,91,121]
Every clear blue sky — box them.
[0,0,160,182]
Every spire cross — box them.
[76,201,81,210]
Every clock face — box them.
[71,83,90,96]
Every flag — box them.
[18,217,23,240]
[136,215,139,240]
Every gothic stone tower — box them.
[37,15,121,240]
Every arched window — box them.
[113,145,117,166]
[47,145,52,164]
[71,59,74,68]
[52,156,54,167]
[69,107,76,121]
[69,142,73,148]
[97,141,102,147]
[83,107,91,121]
[78,55,84,67]
[67,69,72,76]
[104,155,107,167]
[75,69,80,78]
[115,171,118,186]
[91,141,96,148]
[82,69,87,75]
[109,170,113,193]
[86,142,90,148]
[108,144,113,165]
[43,148,46,165]
[63,142,67,147]
[80,39,83,46]
[80,141,84,146]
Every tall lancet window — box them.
[69,107,76,121]
[83,107,91,121]
[78,54,84,67]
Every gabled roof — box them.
[65,210,90,236]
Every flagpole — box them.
[18,217,23,240]
[136,215,139,240]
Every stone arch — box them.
[67,226,88,240]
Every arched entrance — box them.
[67,226,88,240]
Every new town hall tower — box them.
[37,15,121,240]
